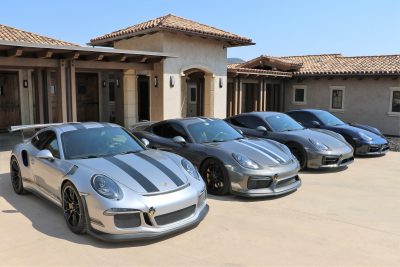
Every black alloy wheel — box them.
[200,159,230,195]
[62,182,87,234]
[10,157,26,194]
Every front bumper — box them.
[86,204,209,242]
[306,147,354,169]
[355,142,390,156]
[82,184,208,242]
[227,160,301,197]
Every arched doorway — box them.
[181,69,205,117]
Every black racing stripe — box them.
[71,123,85,130]
[105,157,159,193]
[135,153,184,187]
[241,140,285,163]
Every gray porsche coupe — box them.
[10,122,208,241]
[226,112,354,170]
[131,117,301,197]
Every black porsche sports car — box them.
[286,109,389,156]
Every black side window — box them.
[230,116,266,129]
[31,131,53,150]
[43,134,60,159]
[152,123,188,140]
[290,112,316,128]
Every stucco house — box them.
[228,54,400,135]
[0,14,399,136]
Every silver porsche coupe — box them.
[10,122,208,241]
[131,117,301,197]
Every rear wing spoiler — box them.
[9,123,65,133]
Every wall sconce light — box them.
[219,77,223,88]
[116,79,120,88]
[154,76,158,88]
[102,80,107,88]
[170,76,175,88]
[23,80,28,88]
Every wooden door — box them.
[76,73,99,122]
[0,72,21,129]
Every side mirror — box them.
[141,138,150,147]
[172,136,187,145]
[256,126,268,132]
[236,129,243,135]
[311,121,321,128]
[36,149,55,161]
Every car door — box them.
[289,112,319,128]
[31,130,65,202]
[228,115,270,138]
[149,122,200,163]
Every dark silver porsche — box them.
[226,112,354,170]
[131,117,301,198]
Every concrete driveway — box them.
[0,151,399,266]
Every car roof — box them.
[156,117,221,127]
[287,109,326,114]
[235,111,285,118]
[46,122,120,133]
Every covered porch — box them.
[0,40,173,130]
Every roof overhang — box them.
[0,39,176,67]
[89,27,255,48]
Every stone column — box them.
[123,69,138,127]
[203,74,215,117]
[56,60,68,122]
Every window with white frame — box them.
[389,87,400,114]
[330,86,345,111]
[292,85,307,105]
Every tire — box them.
[10,157,27,195]
[288,145,307,170]
[62,182,88,234]
[200,158,230,196]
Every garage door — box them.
[0,72,20,129]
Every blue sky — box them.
[2,0,399,60]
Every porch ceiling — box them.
[0,40,176,66]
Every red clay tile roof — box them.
[227,63,292,77]
[90,14,253,46]
[280,54,400,76]
[0,24,78,46]
[239,55,303,70]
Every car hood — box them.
[203,138,294,167]
[281,129,348,149]
[71,150,189,195]
[329,124,386,142]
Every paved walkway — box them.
[0,151,399,266]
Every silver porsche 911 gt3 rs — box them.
[10,122,208,242]
[131,117,301,197]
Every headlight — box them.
[181,159,200,180]
[359,132,373,141]
[309,138,329,151]
[232,153,261,169]
[91,175,123,200]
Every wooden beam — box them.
[37,50,53,59]
[86,53,104,61]
[126,55,148,63]
[56,60,68,122]
[74,60,152,71]
[107,54,127,62]
[0,56,58,68]
[68,61,77,122]
[7,48,23,57]
[63,51,80,60]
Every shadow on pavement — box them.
[207,190,297,202]
[300,166,348,175]
[0,172,198,248]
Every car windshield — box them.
[265,114,304,132]
[187,120,243,143]
[316,111,345,126]
[61,127,144,159]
